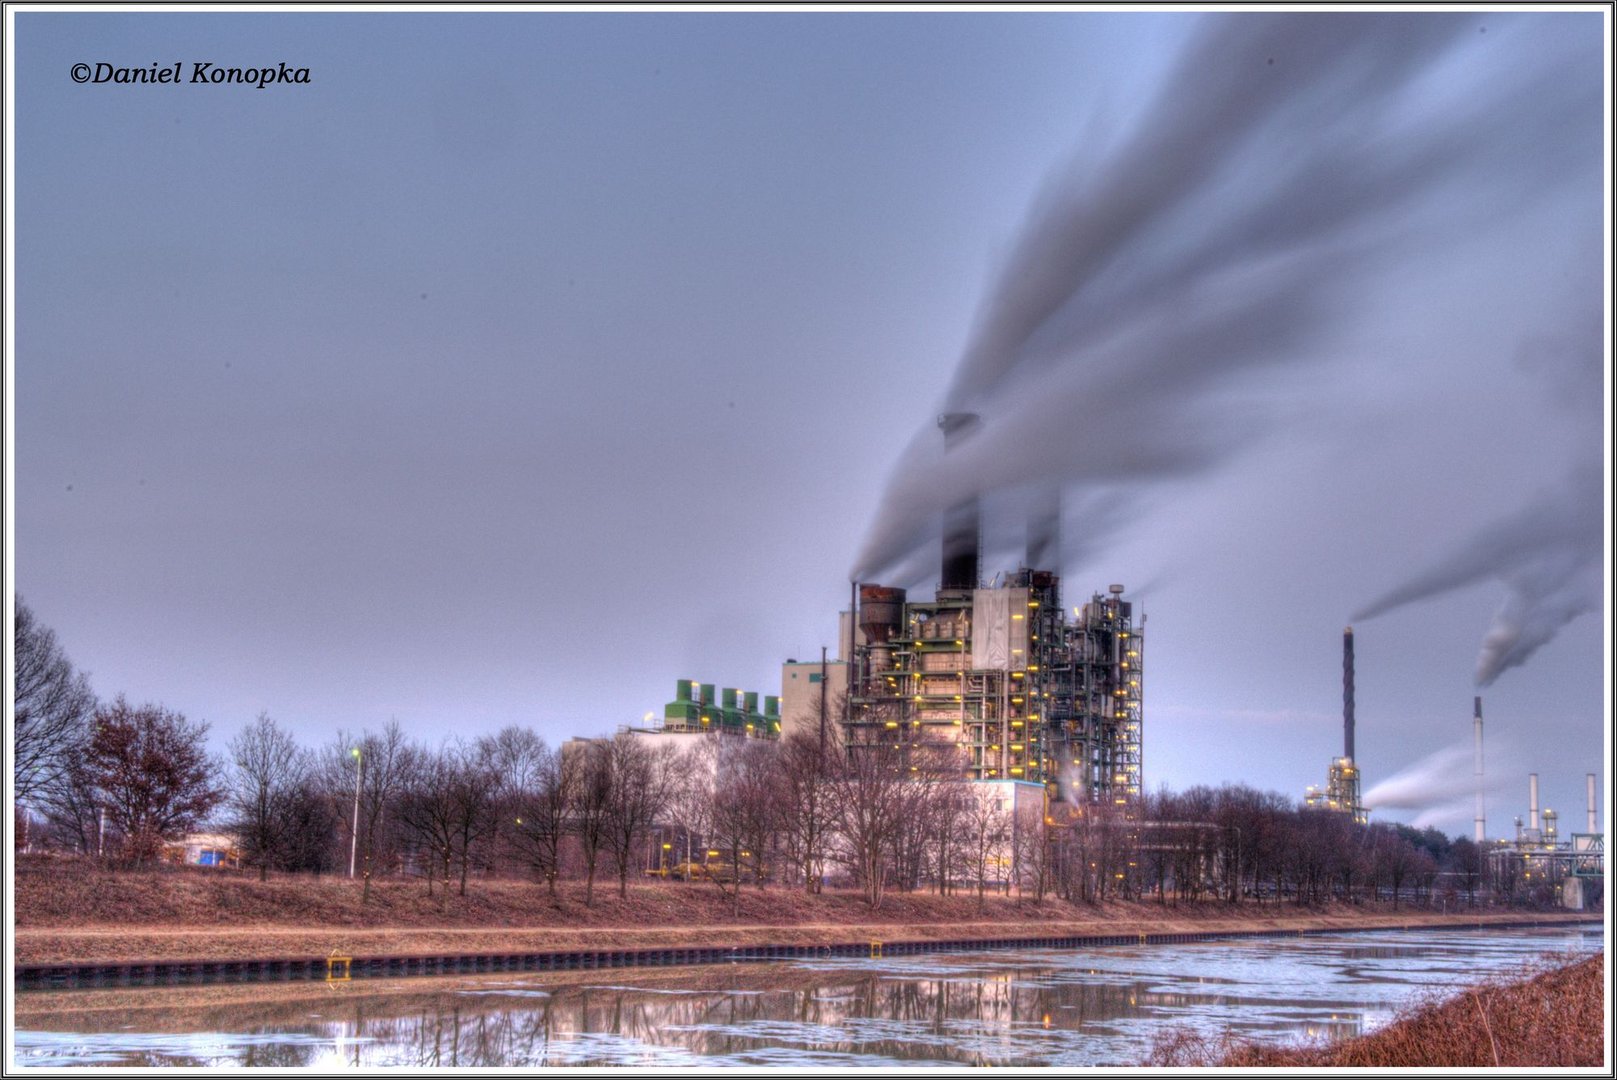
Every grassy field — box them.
[1147,951,1606,1068]
[13,854,1597,965]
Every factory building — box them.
[836,575,1142,804]
[622,680,781,741]
[816,480,1142,807]
[780,656,849,743]
[1486,772,1605,910]
[785,415,1145,805]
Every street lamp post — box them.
[349,747,363,879]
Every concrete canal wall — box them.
[15,916,1600,991]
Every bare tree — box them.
[88,696,222,862]
[830,739,911,909]
[510,737,577,897]
[326,719,415,901]
[480,726,550,878]
[663,736,720,881]
[707,738,778,913]
[929,783,974,897]
[603,733,677,899]
[227,712,305,880]
[1447,836,1484,907]
[277,771,340,874]
[38,757,103,855]
[13,598,97,807]
[447,739,501,896]
[1014,803,1054,902]
[776,729,834,893]
[961,786,1010,910]
[571,740,614,906]
[396,745,458,896]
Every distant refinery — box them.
[1304,627,1366,824]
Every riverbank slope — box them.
[14,856,1597,966]
[1148,951,1605,1067]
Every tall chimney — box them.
[938,413,981,591]
[1342,627,1355,761]
[1529,773,1540,833]
[1588,773,1597,835]
[1473,696,1485,844]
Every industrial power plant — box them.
[606,415,1601,909]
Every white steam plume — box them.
[1362,742,1492,812]
[1363,741,1514,830]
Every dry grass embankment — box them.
[14,855,1595,966]
[1147,952,1606,1068]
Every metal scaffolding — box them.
[845,572,1143,807]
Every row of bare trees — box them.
[13,599,1506,912]
[30,701,1501,914]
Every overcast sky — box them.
[9,8,1609,837]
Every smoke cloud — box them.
[1355,463,1602,685]
[850,10,1603,665]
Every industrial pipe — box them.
[1473,696,1484,844]
[1342,628,1355,762]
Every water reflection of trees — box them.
[11,960,1317,1066]
[332,966,1193,1066]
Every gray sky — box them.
[9,8,1609,837]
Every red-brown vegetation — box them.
[1147,951,1605,1068]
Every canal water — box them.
[12,924,1601,1067]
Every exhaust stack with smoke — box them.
[1529,772,1540,833]
[937,413,981,593]
[1473,696,1485,843]
[1343,626,1355,761]
[1304,626,1365,822]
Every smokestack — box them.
[1342,627,1355,761]
[1473,696,1485,844]
[1588,773,1597,835]
[938,413,981,591]
[1529,772,1540,832]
